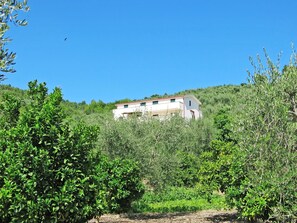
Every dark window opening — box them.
[189,100,191,106]
[124,104,128,108]
[152,101,158,105]
[190,110,195,119]
[170,98,176,103]
[140,102,146,106]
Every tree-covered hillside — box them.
[1,59,296,222]
[178,84,250,118]
[0,83,250,124]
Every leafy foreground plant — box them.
[96,157,144,214]
[227,52,297,222]
[0,81,105,222]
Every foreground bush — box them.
[228,54,297,222]
[0,81,105,222]
[96,156,144,213]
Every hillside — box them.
[0,83,250,124]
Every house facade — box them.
[113,95,202,120]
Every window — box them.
[152,101,158,105]
[124,104,128,108]
[189,100,191,106]
[140,102,146,106]
[170,98,176,103]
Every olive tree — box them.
[227,52,297,222]
[0,0,29,80]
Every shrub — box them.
[177,151,200,187]
[96,156,144,213]
[0,81,105,222]
[228,53,297,222]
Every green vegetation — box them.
[132,187,226,213]
[0,53,296,222]
[98,115,214,190]
[0,81,143,222]
[226,55,297,222]
[0,81,103,222]
[95,156,144,213]
[1,1,295,222]
[0,0,29,80]
[198,52,297,222]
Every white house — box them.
[113,95,202,120]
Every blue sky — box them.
[4,0,297,103]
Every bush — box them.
[228,53,297,222]
[95,156,144,213]
[0,81,105,222]
[177,151,200,187]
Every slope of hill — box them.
[0,83,250,124]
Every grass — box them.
[132,186,227,213]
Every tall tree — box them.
[227,52,297,222]
[0,0,29,81]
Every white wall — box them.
[183,95,202,120]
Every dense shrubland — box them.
[96,52,296,222]
[1,1,295,222]
[0,82,247,221]
[98,115,214,190]
[0,53,296,222]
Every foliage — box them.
[83,99,115,115]
[1,88,115,126]
[0,83,251,129]
[227,52,297,222]
[179,84,250,119]
[199,108,238,197]
[99,116,214,190]
[0,81,105,222]
[177,151,200,187]
[199,140,237,196]
[95,156,144,213]
[136,186,204,203]
[0,84,27,99]
[132,187,226,213]
[0,0,29,80]
[0,83,249,199]
[60,98,116,126]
